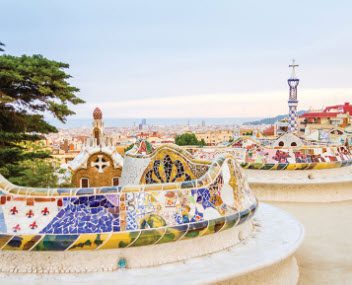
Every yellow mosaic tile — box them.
[99,231,140,249]
[69,233,110,250]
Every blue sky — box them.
[2,0,352,118]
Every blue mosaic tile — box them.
[126,210,137,230]
[40,195,120,234]
[0,207,6,233]
[195,188,212,209]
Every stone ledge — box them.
[251,182,352,202]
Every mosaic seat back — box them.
[140,145,210,184]
[0,147,257,251]
[187,137,352,170]
[120,142,210,186]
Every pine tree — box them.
[0,43,84,183]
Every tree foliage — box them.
[175,133,206,146]
[0,43,84,184]
[10,158,59,188]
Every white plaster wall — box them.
[119,156,151,186]
[271,133,303,148]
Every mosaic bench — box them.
[0,144,257,272]
[187,144,352,170]
[184,141,352,202]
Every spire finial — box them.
[289,59,299,79]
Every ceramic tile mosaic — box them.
[188,137,352,170]
[0,143,257,251]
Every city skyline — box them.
[2,0,352,119]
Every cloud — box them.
[73,88,352,118]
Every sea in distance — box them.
[49,117,261,129]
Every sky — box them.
[2,0,352,119]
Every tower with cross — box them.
[287,59,300,133]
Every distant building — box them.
[138,119,147,130]
[298,102,352,133]
[134,131,165,144]
[60,139,70,153]
[239,128,253,136]
[195,130,233,146]
[275,119,289,136]
[68,107,123,188]
[272,133,304,148]
[262,125,275,136]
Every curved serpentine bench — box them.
[187,142,352,202]
[0,144,258,272]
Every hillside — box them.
[244,110,306,125]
